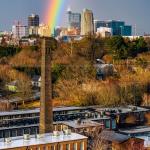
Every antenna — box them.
[67,6,71,12]
[134,24,137,36]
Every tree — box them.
[77,34,105,62]
[108,36,128,59]
[91,131,111,150]
[17,78,33,105]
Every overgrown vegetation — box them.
[0,36,150,108]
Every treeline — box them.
[0,36,150,108]
[0,46,21,58]
[108,36,148,59]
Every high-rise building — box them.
[94,20,132,36]
[94,20,108,33]
[67,8,81,29]
[12,22,28,39]
[96,27,112,37]
[39,37,54,134]
[28,26,39,36]
[108,20,125,35]
[121,25,132,36]
[38,24,51,37]
[81,9,94,35]
[28,14,39,36]
[28,14,39,27]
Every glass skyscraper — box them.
[121,25,132,36]
[28,14,39,27]
[94,20,132,36]
[67,9,81,29]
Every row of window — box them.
[29,142,85,150]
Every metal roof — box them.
[0,106,96,117]
[100,130,130,143]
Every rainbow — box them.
[45,0,65,35]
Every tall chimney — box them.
[39,37,53,134]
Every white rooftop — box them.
[136,136,150,148]
[0,132,87,150]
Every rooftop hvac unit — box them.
[4,137,12,143]
[64,129,72,135]
[23,134,30,140]
[35,134,44,139]
[53,131,60,136]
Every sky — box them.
[0,0,150,35]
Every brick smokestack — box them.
[39,37,54,134]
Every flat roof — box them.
[0,106,96,117]
[119,126,150,134]
[136,136,150,148]
[0,105,148,117]
[0,132,87,150]
[100,130,130,143]
[96,106,149,114]
[63,120,101,129]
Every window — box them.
[58,144,63,150]
[112,120,116,129]
[66,144,70,150]
[51,145,55,150]
[80,142,84,150]
[105,120,110,129]
[73,143,77,150]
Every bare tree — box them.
[90,131,110,150]
[17,78,32,105]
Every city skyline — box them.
[0,0,150,35]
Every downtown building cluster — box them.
[5,8,133,42]
[55,8,132,39]
[12,14,51,39]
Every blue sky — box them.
[0,0,150,35]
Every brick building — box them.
[0,132,87,150]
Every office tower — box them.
[108,20,125,35]
[54,26,62,37]
[28,26,38,35]
[38,24,51,37]
[28,14,39,27]
[12,22,28,39]
[67,8,81,29]
[96,27,112,37]
[121,25,132,36]
[94,20,108,33]
[39,37,53,134]
[81,9,94,35]
[94,20,132,36]
[28,14,39,36]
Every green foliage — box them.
[0,46,21,58]
[108,36,128,59]
[52,64,65,83]
[108,36,148,60]
[30,46,39,52]
[47,37,58,51]
[76,35,105,62]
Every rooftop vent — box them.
[53,131,60,136]
[23,134,30,140]
[35,134,44,139]
[64,129,71,135]
[4,137,12,144]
